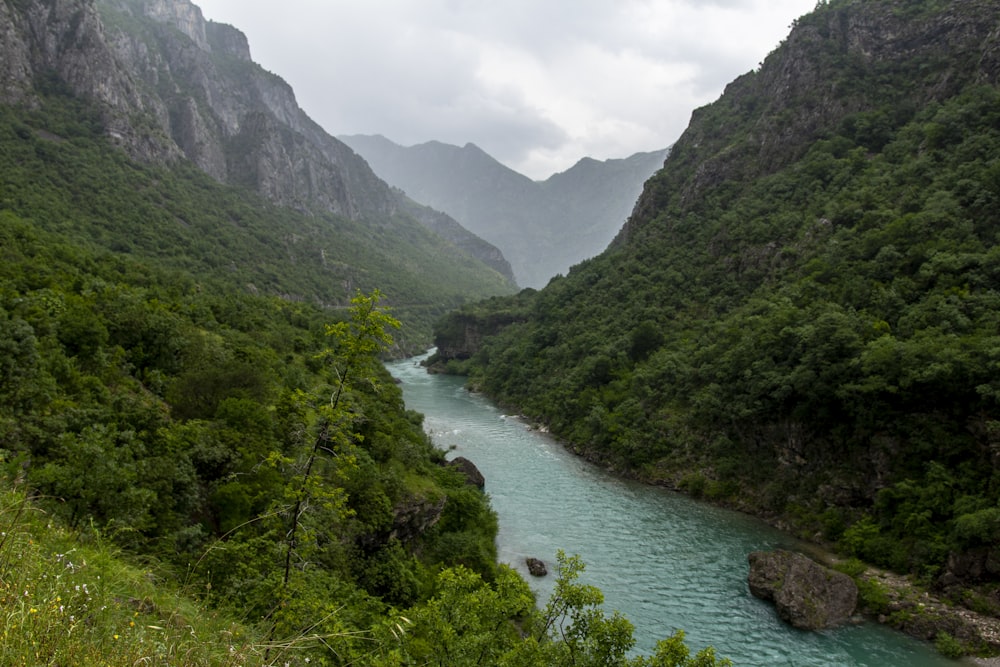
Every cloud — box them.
[195,0,815,179]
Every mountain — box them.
[0,0,516,345]
[431,0,1000,622]
[340,133,669,288]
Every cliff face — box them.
[0,0,514,277]
[0,0,174,160]
[96,0,393,221]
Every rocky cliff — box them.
[0,0,513,277]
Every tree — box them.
[267,289,400,654]
[369,551,731,667]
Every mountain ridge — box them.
[0,0,515,287]
[430,0,1000,638]
[340,132,668,288]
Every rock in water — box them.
[526,557,547,577]
[748,549,858,630]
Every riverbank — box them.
[854,566,1000,660]
[512,416,1000,661]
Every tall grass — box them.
[0,481,274,666]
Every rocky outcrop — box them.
[748,549,858,630]
[390,495,446,543]
[431,309,528,363]
[0,0,516,285]
[206,21,251,62]
[940,548,1000,589]
[447,456,486,490]
[95,0,394,220]
[139,0,208,50]
[0,0,174,161]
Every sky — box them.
[194,0,817,180]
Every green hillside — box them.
[432,0,1000,607]
[0,94,513,352]
[0,73,727,667]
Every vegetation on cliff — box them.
[0,95,514,350]
[0,43,726,667]
[431,0,1000,630]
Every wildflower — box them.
[113,634,119,640]
[29,608,37,614]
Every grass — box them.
[0,480,276,666]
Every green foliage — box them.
[366,551,730,667]
[435,21,1000,585]
[0,481,267,666]
[0,205,505,662]
[934,631,966,659]
[0,99,513,352]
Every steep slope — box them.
[340,133,668,288]
[0,0,516,346]
[433,0,1000,608]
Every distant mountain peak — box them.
[340,134,668,288]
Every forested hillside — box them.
[433,0,1000,615]
[0,0,734,664]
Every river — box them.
[386,353,960,666]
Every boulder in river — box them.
[748,549,857,630]
[526,557,547,577]
[447,456,485,489]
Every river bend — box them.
[387,354,958,666]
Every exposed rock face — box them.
[205,21,250,62]
[432,310,528,363]
[390,495,446,543]
[0,0,515,284]
[939,548,1000,589]
[447,456,486,490]
[748,550,858,630]
[0,0,172,160]
[99,0,392,220]
[139,0,209,50]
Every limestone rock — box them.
[447,456,485,490]
[748,549,858,630]
[1,0,515,285]
[390,495,446,543]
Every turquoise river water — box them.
[387,353,962,667]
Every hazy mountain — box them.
[340,133,668,288]
[0,0,516,343]
[431,0,1000,615]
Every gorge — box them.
[388,352,959,666]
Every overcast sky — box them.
[194,0,816,180]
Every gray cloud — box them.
[197,0,815,179]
